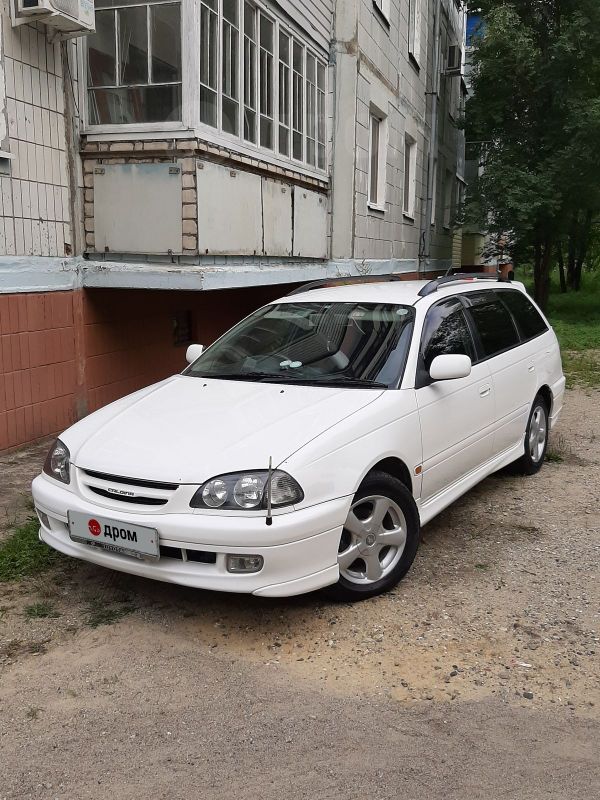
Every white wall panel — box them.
[262,178,292,256]
[197,161,262,255]
[293,188,327,258]
[94,164,183,254]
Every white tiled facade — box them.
[0,3,80,259]
[331,0,466,271]
[0,0,466,284]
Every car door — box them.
[415,297,495,502]
[462,290,536,456]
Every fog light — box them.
[226,554,264,574]
[37,510,50,529]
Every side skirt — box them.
[417,441,524,527]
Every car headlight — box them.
[43,439,71,484]
[191,470,303,510]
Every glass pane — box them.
[467,294,520,357]
[88,84,181,124]
[151,4,181,83]
[119,6,148,85]
[370,116,379,203]
[223,0,238,24]
[279,126,289,156]
[422,300,475,370]
[88,10,116,87]
[292,131,302,160]
[222,20,239,100]
[244,107,256,142]
[279,31,289,63]
[200,2,218,90]
[403,141,412,212]
[223,96,239,135]
[317,62,325,91]
[200,85,217,127]
[293,41,303,73]
[260,116,273,149]
[260,15,273,51]
[279,62,289,126]
[186,302,415,388]
[499,290,548,340]
[318,143,325,170]
[244,2,255,36]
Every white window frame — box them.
[403,134,417,219]
[368,108,387,212]
[408,0,422,64]
[372,0,391,24]
[81,0,329,178]
[85,0,185,132]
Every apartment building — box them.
[0,0,466,451]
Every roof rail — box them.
[417,271,511,298]
[286,273,409,296]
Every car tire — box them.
[325,471,420,602]
[516,394,549,476]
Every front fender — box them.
[282,390,422,509]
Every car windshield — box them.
[185,301,415,388]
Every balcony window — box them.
[88,0,182,125]
[86,0,327,174]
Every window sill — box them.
[84,122,189,138]
[368,201,386,214]
[403,212,415,223]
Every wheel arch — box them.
[537,384,553,415]
[360,457,413,495]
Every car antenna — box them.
[266,456,273,526]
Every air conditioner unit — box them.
[446,44,463,75]
[13,0,95,38]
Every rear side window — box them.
[498,290,548,340]
[466,292,520,358]
[421,298,476,370]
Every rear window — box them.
[498,290,548,340]
[466,292,520,358]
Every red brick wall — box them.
[0,292,77,451]
[82,285,291,414]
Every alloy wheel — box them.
[338,495,407,585]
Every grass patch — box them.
[85,604,136,628]
[545,450,564,464]
[0,518,58,582]
[24,602,60,619]
[517,270,600,388]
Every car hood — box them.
[66,375,383,484]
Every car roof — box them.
[273,278,527,307]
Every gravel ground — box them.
[0,389,599,798]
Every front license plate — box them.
[67,511,160,561]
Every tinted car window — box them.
[498,290,548,340]
[466,292,520,358]
[421,299,476,370]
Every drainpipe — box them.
[420,0,442,275]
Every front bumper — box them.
[32,474,347,597]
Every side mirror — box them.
[186,344,204,364]
[429,354,472,381]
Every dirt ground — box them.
[1,389,599,799]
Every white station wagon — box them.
[32,274,565,601]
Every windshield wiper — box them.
[192,371,293,383]
[297,377,388,388]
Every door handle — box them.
[528,365,535,373]
[479,385,491,398]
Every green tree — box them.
[465,0,600,309]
